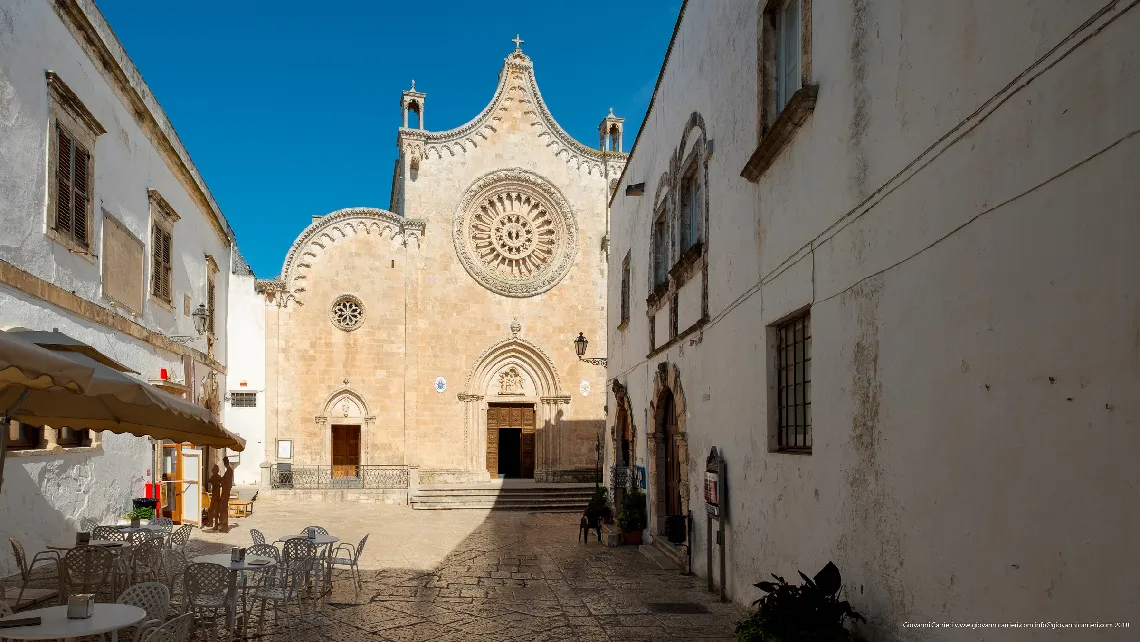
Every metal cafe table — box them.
[0,603,145,641]
[192,553,277,641]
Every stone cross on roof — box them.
[512,34,524,51]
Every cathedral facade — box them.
[258,43,625,485]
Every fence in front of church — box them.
[270,464,410,490]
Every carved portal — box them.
[453,169,578,298]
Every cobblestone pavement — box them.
[185,499,742,641]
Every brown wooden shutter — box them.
[486,408,499,476]
[207,278,215,334]
[521,406,535,479]
[151,226,163,298]
[72,146,90,247]
[160,230,172,301]
[55,124,73,235]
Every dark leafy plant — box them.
[616,488,647,532]
[585,487,611,523]
[735,562,864,642]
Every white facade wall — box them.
[607,1,1139,639]
[224,257,266,486]
[0,0,234,577]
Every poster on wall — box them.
[633,465,647,490]
[276,439,292,460]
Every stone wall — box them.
[606,0,1140,637]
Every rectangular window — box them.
[56,427,91,448]
[652,208,668,287]
[151,224,173,303]
[776,312,811,451]
[53,122,92,248]
[679,165,702,253]
[6,423,41,451]
[776,0,803,111]
[230,392,257,408]
[620,252,631,325]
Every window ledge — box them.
[6,445,103,458]
[769,448,812,456]
[646,316,709,359]
[47,228,96,264]
[669,241,705,285]
[646,282,670,310]
[150,295,175,314]
[617,318,630,332]
[741,84,818,183]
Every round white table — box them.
[275,534,339,546]
[0,604,145,641]
[192,554,278,641]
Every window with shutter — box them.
[207,277,216,335]
[620,252,631,325]
[55,124,74,236]
[53,123,92,247]
[151,225,173,304]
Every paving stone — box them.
[186,501,741,641]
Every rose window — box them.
[454,170,577,298]
[330,295,365,331]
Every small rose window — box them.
[330,295,365,332]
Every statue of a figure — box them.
[200,370,220,416]
[206,464,222,529]
[217,457,235,532]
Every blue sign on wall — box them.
[633,465,647,490]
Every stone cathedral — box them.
[258,41,626,485]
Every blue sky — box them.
[95,0,681,277]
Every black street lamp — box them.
[594,434,602,487]
[574,332,608,367]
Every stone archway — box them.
[610,379,637,505]
[648,362,688,537]
[459,323,569,482]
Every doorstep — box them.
[601,523,620,547]
[640,542,680,570]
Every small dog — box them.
[579,513,601,543]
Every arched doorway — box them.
[656,390,682,520]
[649,362,688,538]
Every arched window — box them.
[407,101,421,129]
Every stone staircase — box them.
[410,480,595,511]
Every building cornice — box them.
[51,0,234,248]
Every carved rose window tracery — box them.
[330,294,365,331]
[454,169,577,298]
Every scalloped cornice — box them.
[416,51,627,177]
[279,207,426,307]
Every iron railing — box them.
[270,465,409,490]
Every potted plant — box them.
[124,507,153,527]
[735,561,864,641]
[616,488,647,545]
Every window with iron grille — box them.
[56,426,91,448]
[776,312,811,451]
[620,252,631,325]
[53,122,92,248]
[151,224,173,303]
[230,392,257,408]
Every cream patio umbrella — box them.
[0,351,245,451]
[0,330,97,494]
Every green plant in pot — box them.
[735,561,864,642]
[616,488,647,544]
[124,507,154,527]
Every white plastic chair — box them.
[7,537,60,608]
[139,612,194,642]
[117,581,171,642]
[330,534,368,591]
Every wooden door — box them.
[331,425,360,478]
[519,406,536,479]
[486,408,500,476]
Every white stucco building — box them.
[0,0,236,576]
[606,0,1139,638]
[224,251,266,486]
